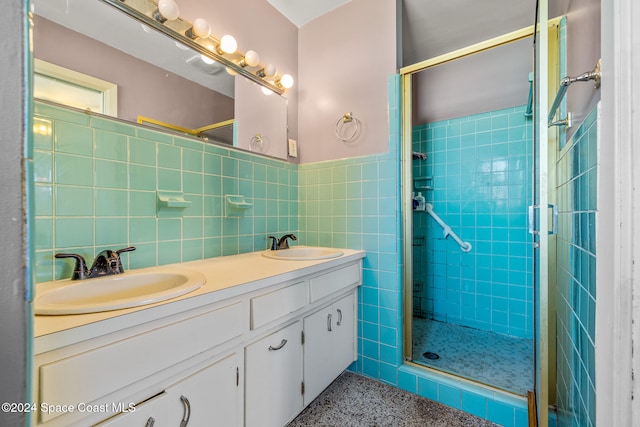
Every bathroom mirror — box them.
[32,0,289,159]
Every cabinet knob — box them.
[268,339,288,351]
[179,395,191,427]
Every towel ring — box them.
[335,112,360,143]
[249,133,268,153]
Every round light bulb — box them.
[280,74,294,89]
[244,50,260,67]
[192,18,211,38]
[220,35,237,54]
[262,63,277,77]
[158,0,180,21]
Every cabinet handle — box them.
[336,309,343,326]
[145,417,155,427]
[327,313,332,332]
[179,395,191,427]
[268,339,288,351]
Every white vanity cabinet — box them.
[34,252,364,427]
[303,291,357,406]
[245,321,304,427]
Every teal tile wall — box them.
[298,150,402,380]
[298,74,403,385]
[555,105,598,427]
[412,106,533,339]
[33,101,298,282]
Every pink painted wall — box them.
[297,0,396,163]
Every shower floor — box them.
[412,318,533,395]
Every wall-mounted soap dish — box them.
[225,194,253,217]
[414,176,433,191]
[157,191,191,217]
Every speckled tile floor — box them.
[287,372,498,427]
[412,318,533,395]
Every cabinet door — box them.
[303,292,357,406]
[165,352,242,427]
[245,321,303,427]
[332,292,356,373]
[302,306,334,406]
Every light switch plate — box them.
[288,138,298,158]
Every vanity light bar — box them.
[104,0,287,95]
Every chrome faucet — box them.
[267,234,297,250]
[55,246,136,280]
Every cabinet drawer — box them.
[94,392,168,426]
[309,263,361,302]
[250,281,307,329]
[39,302,243,423]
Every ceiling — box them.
[267,0,351,28]
[268,0,567,67]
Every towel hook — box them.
[335,112,361,143]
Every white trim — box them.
[34,59,118,116]
[597,0,639,425]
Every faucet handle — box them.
[114,246,136,273]
[116,246,136,256]
[55,253,89,280]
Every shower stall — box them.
[402,19,560,402]
[409,100,534,395]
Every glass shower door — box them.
[532,0,551,424]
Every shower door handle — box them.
[549,204,558,235]
[528,205,537,235]
[528,204,558,235]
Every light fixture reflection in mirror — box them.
[200,54,215,65]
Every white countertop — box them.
[33,249,365,352]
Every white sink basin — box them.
[262,246,344,261]
[35,269,206,315]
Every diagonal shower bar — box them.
[425,203,472,252]
[547,59,601,126]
